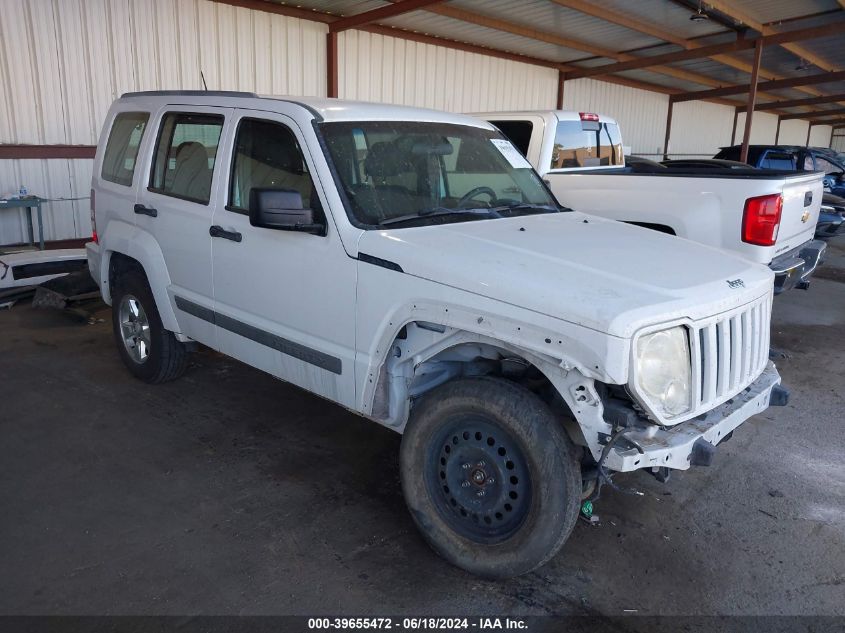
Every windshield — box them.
[550,120,623,169]
[319,121,559,228]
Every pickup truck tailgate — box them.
[775,172,823,256]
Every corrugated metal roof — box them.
[380,11,590,62]
[274,0,386,17]
[597,0,729,40]
[615,69,704,93]
[448,0,664,52]
[291,0,843,103]
[733,0,840,24]
[284,0,844,103]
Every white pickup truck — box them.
[88,92,787,578]
[474,110,826,294]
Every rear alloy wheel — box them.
[400,377,581,578]
[118,294,152,365]
[111,268,187,384]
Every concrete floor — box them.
[1,240,844,617]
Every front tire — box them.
[400,377,581,578]
[111,268,187,384]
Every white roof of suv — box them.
[120,91,493,128]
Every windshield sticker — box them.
[490,139,532,169]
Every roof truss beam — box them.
[779,108,845,121]
[329,0,445,33]
[407,1,747,92]
[703,0,840,73]
[550,0,844,109]
[563,22,845,79]
[738,93,845,112]
[673,71,845,102]
[810,119,845,127]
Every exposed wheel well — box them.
[108,251,147,293]
[411,342,558,405]
[373,322,578,434]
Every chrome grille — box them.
[690,294,771,413]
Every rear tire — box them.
[111,267,187,384]
[400,377,581,578]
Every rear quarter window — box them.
[488,120,533,157]
[101,112,149,186]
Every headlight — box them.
[635,326,691,419]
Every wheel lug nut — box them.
[487,477,495,484]
[477,490,485,497]
[477,461,485,467]
[462,463,471,469]
[461,481,470,488]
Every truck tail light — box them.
[579,112,600,122]
[742,193,782,246]
[90,188,98,244]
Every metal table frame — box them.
[0,197,44,250]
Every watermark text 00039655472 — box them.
[307,617,527,630]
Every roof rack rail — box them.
[120,90,259,98]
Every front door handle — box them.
[133,204,157,217]
[209,225,242,242]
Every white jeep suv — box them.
[87,91,788,578]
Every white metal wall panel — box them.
[337,30,557,112]
[832,134,845,153]
[809,125,832,148]
[669,101,736,158]
[0,0,327,243]
[561,78,670,158]
[736,111,780,146]
[778,120,809,146]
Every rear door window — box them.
[149,112,224,204]
[101,112,149,186]
[550,120,623,169]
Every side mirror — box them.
[249,188,323,234]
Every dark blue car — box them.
[713,145,845,198]
[710,146,845,240]
[818,193,845,241]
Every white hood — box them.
[357,212,774,338]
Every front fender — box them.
[100,220,181,333]
[360,308,618,459]
[354,265,630,411]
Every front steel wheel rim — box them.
[425,415,532,544]
[118,294,151,364]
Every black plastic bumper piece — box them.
[769,384,790,407]
[690,438,716,467]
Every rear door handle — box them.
[209,225,242,242]
[134,204,157,217]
